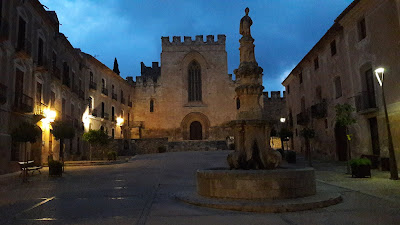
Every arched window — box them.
[150,99,154,112]
[188,61,202,102]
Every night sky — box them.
[41,0,353,92]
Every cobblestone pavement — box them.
[0,151,399,225]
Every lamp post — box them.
[375,68,398,180]
[280,117,286,151]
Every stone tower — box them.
[228,8,279,169]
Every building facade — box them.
[131,35,237,141]
[282,0,400,167]
[0,0,132,174]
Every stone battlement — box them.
[263,91,286,100]
[161,35,226,46]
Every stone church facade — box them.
[130,35,237,141]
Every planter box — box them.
[49,161,63,177]
[351,165,371,178]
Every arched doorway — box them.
[190,121,202,140]
[335,124,348,161]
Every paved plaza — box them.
[0,151,400,225]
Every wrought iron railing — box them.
[112,93,117,100]
[311,100,327,119]
[13,93,33,113]
[355,91,377,113]
[101,87,108,96]
[89,81,97,90]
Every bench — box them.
[18,160,42,176]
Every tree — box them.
[82,129,110,160]
[51,121,75,163]
[11,121,41,182]
[113,57,120,75]
[300,127,315,167]
[278,128,293,151]
[335,103,357,174]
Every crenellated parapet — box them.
[263,91,286,100]
[161,35,226,47]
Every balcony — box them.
[16,39,32,58]
[34,103,47,116]
[128,101,132,107]
[36,57,49,72]
[121,97,125,105]
[355,92,378,114]
[102,113,109,120]
[296,111,309,126]
[311,100,327,119]
[62,76,70,88]
[91,109,98,117]
[78,90,84,100]
[112,93,117,101]
[0,83,7,104]
[0,18,10,42]
[52,67,61,80]
[101,87,108,96]
[89,81,97,90]
[13,93,33,113]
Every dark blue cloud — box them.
[41,0,353,92]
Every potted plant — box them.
[48,159,63,176]
[350,158,372,178]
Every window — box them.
[295,129,298,137]
[38,38,44,66]
[188,61,202,101]
[330,40,337,56]
[17,16,26,50]
[112,85,115,94]
[334,77,342,98]
[112,129,115,139]
[112,106,115,121]
[101,102,105,118]
[316,86,322,102]
[90,72,94,82]
[299,72,303,84]
[62,98,66,116]
[358,18,367,40]
[102,79,105,89]
[150,99,154,112]
[314,57,319,70]
[236,97,240,110]
[301,97,306,112]
[324,119,328,129]
[50,91,55,108]
[287,85,290,94]
[127,113,130,126]
[36,82,42,105]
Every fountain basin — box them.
[197,167,316,200]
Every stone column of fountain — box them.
[228,7,281,170]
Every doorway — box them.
[369,117,380,156]
[335,125,348,161]
[190,121,202,140]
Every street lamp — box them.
[374,67,398,180]
[280,117,286,123]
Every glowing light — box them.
[375,67,384,87]
[280,117,286,123]
[116,117,124,126]
[82,107,90,130]
[41,109,57,125]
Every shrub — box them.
[48,160,63,176]
[350,158,372,167]
[107,151,117,161]
[285,150,296,164]
[158,146,167,153]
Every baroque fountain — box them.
[177,8,342,213]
